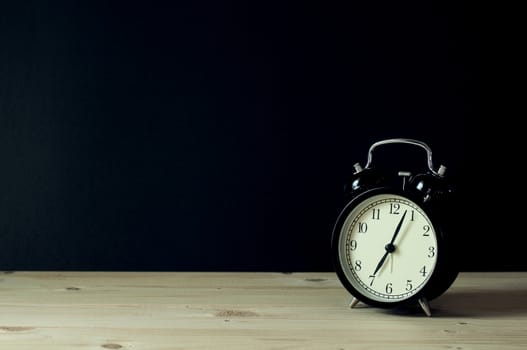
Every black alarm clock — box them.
[331,138,458,316]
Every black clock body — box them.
[331,169,459,309]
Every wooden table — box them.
[1,271,526,349]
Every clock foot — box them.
[349,297,360,308]
[418,297,432,317]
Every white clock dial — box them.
[338,194,438,302]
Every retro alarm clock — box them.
[331,138,458,316]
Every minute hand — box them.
[372,210,407,276]
[389,209,407,245]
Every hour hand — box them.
[373,251,389,276]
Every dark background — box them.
[0,1,522,271]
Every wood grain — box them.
[1,272,526,349]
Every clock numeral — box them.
[358,222,368,233]
[389,203,400,215]
[385,283,393,294]
[368,275,376,286]
[420,266,427,277]
[428,246,435,258]
[372,208,380,220]
[410,210,415,221]
[422,225,431,236]
[354,260,362,271]
[348,240,357,251]
[405,280,413,291]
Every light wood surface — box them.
[1,271,526,349]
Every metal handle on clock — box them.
[364,138,446,177]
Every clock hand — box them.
[372,250,389,276]
[372,210,407,276]
[389,210,407,245]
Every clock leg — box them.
[418,297,432,317]
[349,297,360,308]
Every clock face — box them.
[336,193,438,303]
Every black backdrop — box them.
[0,1,522,271]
